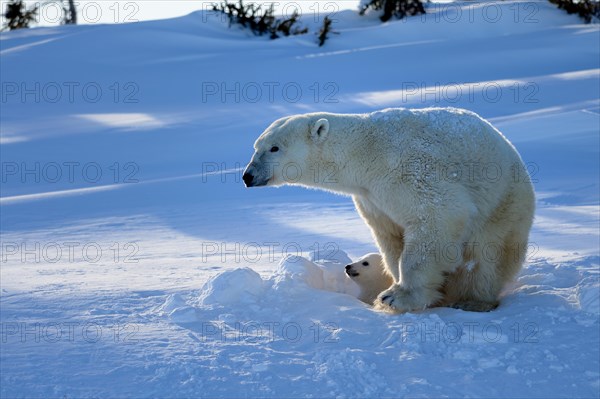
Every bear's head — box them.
[243,114,330,188]
[344,253,384,281]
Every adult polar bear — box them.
[243,108,535,313]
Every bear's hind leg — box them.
[443,201,533,312]
[441,248,504,312]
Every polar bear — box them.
[243,107,535,313]
[345,253,394,305]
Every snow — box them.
[1,1,599,397]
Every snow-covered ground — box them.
[1,1,599,397]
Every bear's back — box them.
[368,107,518,164]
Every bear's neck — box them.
[301,124,373,197]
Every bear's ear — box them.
[310,118,329,142]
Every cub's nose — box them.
[242,172,254,187]
[345,265,352,271]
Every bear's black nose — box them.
[242,172,254,187]
[345,265,351,270]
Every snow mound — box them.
[199,267,266,306]
[157,293,198,323]
[275,254,326,290]
[309,248,352,265]
[273,252,358,295]
[307,249,359,295]
[157,293,187,314]
[193,251,360,311]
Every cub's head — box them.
[243,114,330,188]
[345,253,394,305]
[345,253,384,282]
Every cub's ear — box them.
[310,118,329,142]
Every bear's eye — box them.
[362,261,369,266]
[270,146,279,153]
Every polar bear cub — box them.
[345,253,394,305]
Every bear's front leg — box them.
[353,196,404,283]
[374,234,454,313]
[372,230,404,283]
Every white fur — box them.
[345,253,394,305]
[244,107,535,313]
